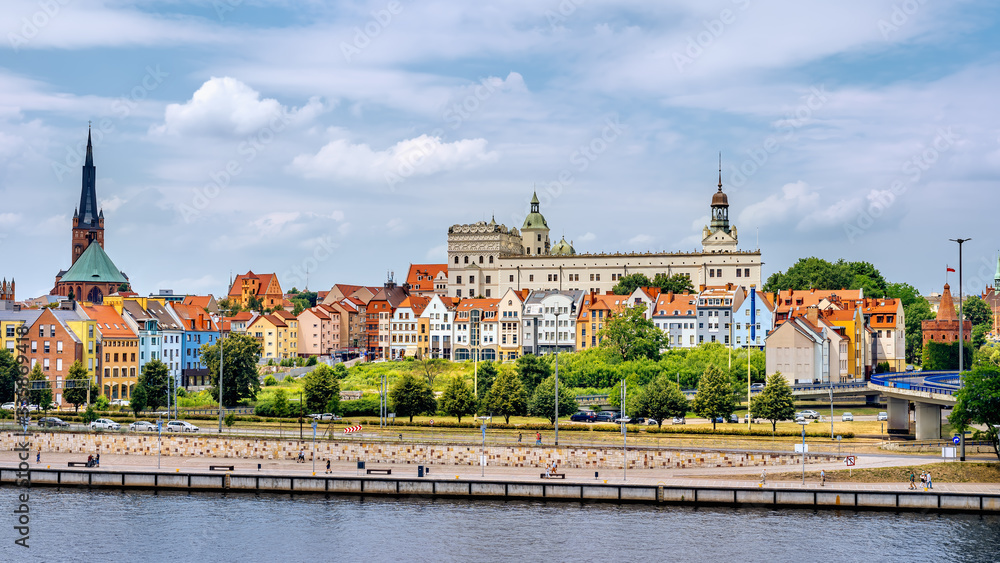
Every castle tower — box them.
[0,278,13,301]
[71,127,104,266]
[702,157,739,252]
[521,191,550,255]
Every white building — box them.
[652,292,698,349]
[522,290,584,355]
[420,295,457,360]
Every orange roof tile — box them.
[406,264,448,293]
[80,304,136,338]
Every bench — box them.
[67,462,89,467]
[366,468,391,475]
[209,465,234,471]
[540,473,566,479]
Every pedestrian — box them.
[87,454,93,468]
[760,469,766,485]
[326,459,331,475]
[920,471,926,488]
[95,453,100,467]
[518,433,522,443]
[820,469,825,486]
[535,432,541,446]
[544,463,551,478]
[36,448,40,464]
[909,471,915,490]
[927,471,932,489]
[298,449,305,463]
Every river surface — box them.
[1,487,997,562]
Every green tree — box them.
[117,282,129,292]
[949,365,1000,462]
[272,388,290,417]
[439,376,476,423]
[333,363,348,379]
[514,355,549,396]
[130,384,147,417]
[247,295,264,313]
[202,333,263,407]
[263,375,278,386]
[748,373,796,432]
[634,374,688,428]
[923,341,974,371]
[135,359,169,411]
[527,376,579,422]
[291,299,308,316]
[973,323,991,350]
[0,349,19,403]
[418,357,449,387]
[963,296,992,328]
[81,406,98,424]
[763,257,853,292]
[845,260,888,297]
[598,304,666,361]
[475,360,499,399]
[690,364,735,430]
[612,273,652,295]
[484,367,527,423]
[904,298,934,365]
[28,364,53,410]
[389,373,436,423]
[651,273,695,294]
[302,364,339,413]
[62,361,91,413]
[885,282,923,307]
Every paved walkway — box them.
[6,451,997,495]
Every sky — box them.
[1,0,999,300]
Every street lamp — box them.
[554,310,560,446]
[476,416,489,477]
[950,237,970,462]
[797,419,810,485]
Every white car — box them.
[90,418,121,431]
[877,412,888,421]
[111,399,130,407]
[129,421,157,432]
[1,402,15,410]
[309,413,339,421]
[165,420,199,432]
[841,412,854,422]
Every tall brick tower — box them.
[71,127,104,266]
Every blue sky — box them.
[1,0,999,299]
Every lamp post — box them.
[554,311,560,446]
[477,416,489,477]
[621,379,627,482]
[950,237,970,461]
[797,419,810,485]
[218,318,224,433]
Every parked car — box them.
[309,413,337,421]
[728,414,740,423]
[1,402,15,410]
[798,410,820,420]
[750,383,765,391]
[713,416,725,424]
[110,399,130,407]
[90,418,120,431]
[671,417,686,425]
[570,412,596,422]
[877,411,888,421]
[38,416,69,428]
[646,418,659,426]
[841,412,854,422]
[166,420,199,433]
[129,421,157,432]
[593,413,615,423]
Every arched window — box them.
[489,256,494,264]
[479,256,484,264]
[454,256,459,264]
[464,256,469,264]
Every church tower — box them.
[71,127,104,266]
[521,191,550,255]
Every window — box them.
[469,276,475,284]
[43,358,50,370]
[485,276,491,283]
[509,275,514,282]
[489,256,494,264]
[454,256,459,264]
[50,325,56,337]
[464,256,469,264]
[736,269,741,277]
[57,341,63,353]
[709,269,715,278]
[529,275,534,282]
[479,255,484,264]
[457,276,462,284]
[44,341,50,353]
[590,274,594,281]
[456,289,462,297]
[537,234,542,241]
[485,289,491,297]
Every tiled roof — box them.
[653,292,696,316]
[59,243,127,284]
[81,304,137,338]
[406,264,448,292]
[456,298,499,310]
[170,303,217,331]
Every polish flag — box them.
[947,266,956,273]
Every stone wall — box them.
[3,432,835,470]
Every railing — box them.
[869,370,959,396]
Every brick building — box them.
[922,283,971,345]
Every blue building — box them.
[731,287,774,350]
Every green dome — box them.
[551,236,575,256]
[521,191,548,230]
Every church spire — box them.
[718,151,722,190]
[85,123,94,167]
[77,126,99,229]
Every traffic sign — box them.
[845,456,856,466]
[953,436,960,445]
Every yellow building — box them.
[575,293,628,351]
[249,311,298,359]
[64,315,100,383]
[81,304,139,400]
[497,288,526,361]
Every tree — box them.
[63,361,91,412]
[598,304,666,361]
[291,299,308,316]
[527,376,579,422]
[886,282,923,307]
[272,388,290,417]
[651,273,695,294]
[302,364,339,413]
[690,364,735,430]
[217,298,242,314]
[418,358,449,386]
[749,373,796,432]
[484,367,526,423]
[389,373,436,423]
[612,273,652,295]
[135,359,169,411]
[904,299,934,365]
[130,384,148,417]
[475,360,499,400]
[763,257,853,293]
[28,364,53,410]
[68,288,75,300]
[949,365,1000,462]
[634,374,688,428]
[333,363,348,379]
[515,355,549,396]
[117,282,129,292]
[202,333,263,407]
[963,296,992,328]
[845,260,888,297]
[0,349,18,403]
[923,341,974,371]
[439,376,476,422]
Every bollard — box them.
[595,471,599,480]
[258,463,261,471]
[418,465,424,478]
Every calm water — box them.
[1,487,998,562]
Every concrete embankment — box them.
[3,467,997,514]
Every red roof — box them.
[406,264,447,293]
[81,304,136,338]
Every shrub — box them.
[93,395,110,411]
[224,413,236,427]
[283,375,295,383]
[81,406,99,424]
[263,375,278,387]
[341,394,381,417]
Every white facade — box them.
[521,290,583,355]
[421,295,455,360]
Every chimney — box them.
[806,306,819,325]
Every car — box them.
[90,418,120,431]
[713,416,725,424]
[165,420,199,432]
[309,413,336,421]
[728,414,740,423]
[593,413,615,423]
[841,412,854,422]
[614,416,644,424]
[795,413,805,422]
[646,418,659,426]
[129,421,157,432]
[1,402,15,410]
[110,399,130,407]
[671,417,686,425]
[750,383,765,391]
[38,416,69,428]
[570,412,596,422]
[877,411,888,421]
[798,410,820,420]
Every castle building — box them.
[922,283,971,345]
[445,172,762,299]
[51,129,129,303]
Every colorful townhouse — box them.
[521,289,584,356]
[297,305,336,357]
[453,298,499,361]
[862,298,906,372]
[82,303,138,400]
[171,302,220,389]
[731,287,774,350]
[652,291,698,349]
[248,311,298,360]
[390,295,429,359]
[228,271,284,310]
[420,295,457,359]
[406,264,448,298]
[695,284,745,346]
[25,307,85,407]
[365,281,408,360]
[765,308,847,385]
[497,288,527,362]
[575,293,630,351]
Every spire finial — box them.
[718,152,722,191]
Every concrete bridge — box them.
[867,371,959,440]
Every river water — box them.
[1,488,997,562]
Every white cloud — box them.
[425,244,447,260]
[290,134,499,182]
[577,232,596,243]
[150,77,326,137]
[629,234,654,246]
[385,218,406,234]
[99,196,125,213]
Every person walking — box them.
[760,469,767,485]
[909,471,916,490]
[95,453,100,467]
[920,471,926,489]
[820,469,825,486]
[535,432,541,446]
[927,471,932,489]
[36,448,40,464]
[518,433,522,443]
[326,459,331,475]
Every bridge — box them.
[868,371,960,440]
